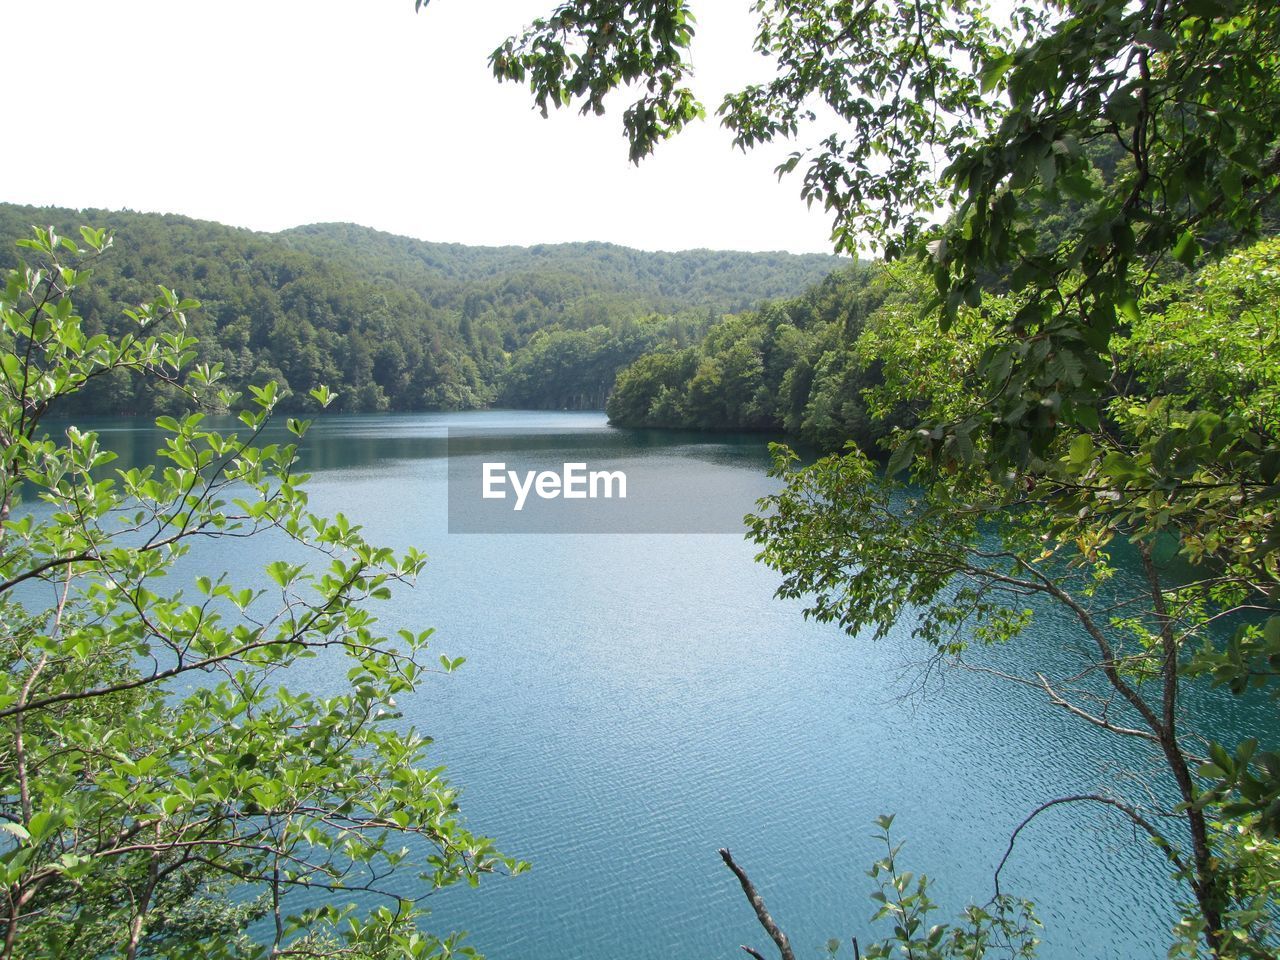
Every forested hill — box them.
[604,263,898,451]
[0,203,847,415]
[278,222,846,312]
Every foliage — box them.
[748,246,1280,958]
[443,0,703,165]
[1125,237,1280,436]
[606,266,896,447]
[0,227,525,958]
[856,816,1040,960]
[603,348,699,429]
[722,816,1039,960]
[497,314,704,410]
[457,0,1280,454]
[0,205,846,417]
[277,222,847,315]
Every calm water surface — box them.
[60,410,1274,959]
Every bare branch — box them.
[991,794,1186,903]
[719,848,796,960]
[1034,672,1165,746]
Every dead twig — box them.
[719,848,796,960]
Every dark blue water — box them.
[48,410,1274,959]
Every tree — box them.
[0,227,525,958]
[606,347,702,426]
[748,252,1279,958]
[429,2,1280,955]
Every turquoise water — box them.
[53,411,1273,959]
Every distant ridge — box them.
[276,220,848,306]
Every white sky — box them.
[1,1,839,254]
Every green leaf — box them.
[886,437,916,477]
[1172,230,1200,267]
[980,54,1014,94]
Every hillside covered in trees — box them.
[603,134,1280,452]
[0,204,846,415]
[605,264,896,449]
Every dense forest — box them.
[605,264,896,449]
[601,139,1123,449]
[604,134,1278,452]
[0,204,845,416]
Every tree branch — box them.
[719,848,796,960]
[991,794,1186,903]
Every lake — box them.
[57,410,1267,959]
